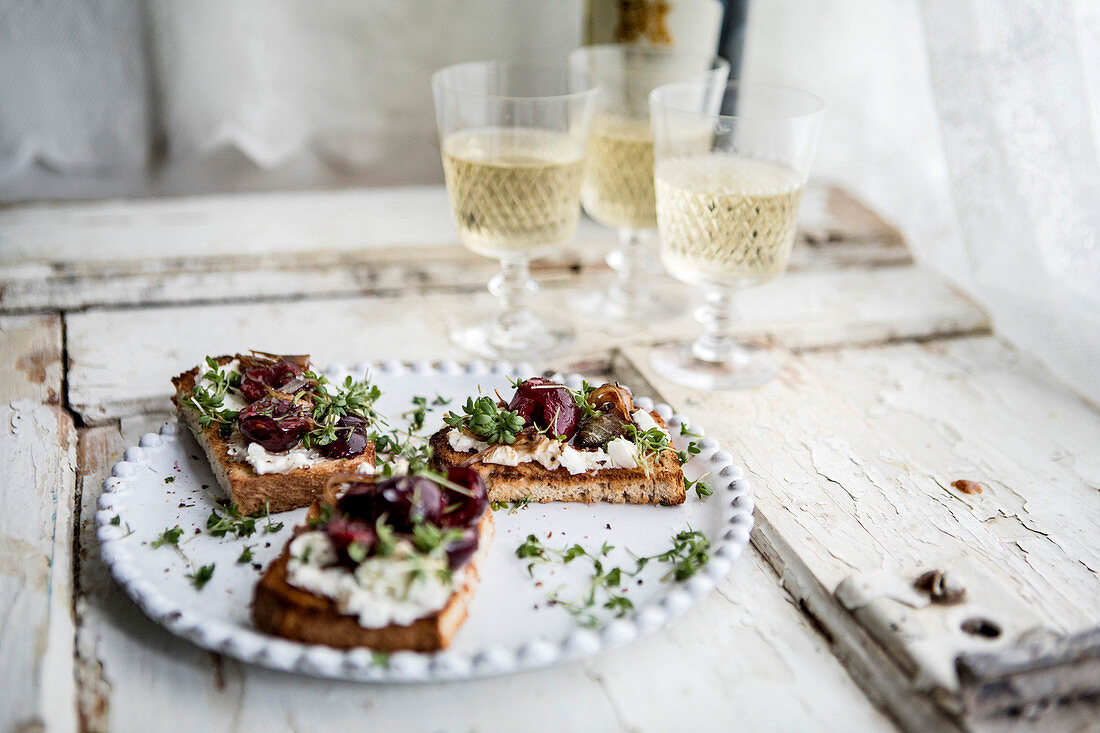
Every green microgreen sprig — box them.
[621,423,672,477]
[152,525,183,548]
[205,503,256,538]
[151,524,217,591]
[443,394,524,445]
[566,380,599,420]
[187,564,215,589]
[304,373,383,448]
[677,439,702,466]
[685,472,713,498]
[491,496,532,514]
[187,357,242,436]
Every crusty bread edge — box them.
[251,512,495,651]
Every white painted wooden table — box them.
[2,186,1098,733]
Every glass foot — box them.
[649,340,781,390]
[450,314,575,361]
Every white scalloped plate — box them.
[95,361,754,682]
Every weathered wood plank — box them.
[74,414,894,733]
[0,183,900,265]
[0,185,908,313]
[616,336,1100,727]
[64,265,987,424]
[0,315,77,733]
[0,314,64,404]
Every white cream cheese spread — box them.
[446,429,641,474]
[196,358,249,412]
[236,440,326,475]
[286,531,457,628]
[448,429,489,453]
[605,437,641,469]
[631,408,670,439]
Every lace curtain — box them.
[0,0,584,197]
[920,0,1100,407]
[742,0,1100,405]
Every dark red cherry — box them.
[374,475,443,531]
[440,466,488,528]
[445,527,480,569]
[318,414,370,459]
[508,377,580,438]
[324,517,377,565]
[239,360,304,402]
[335,479,376,521]
[237,396,312,451]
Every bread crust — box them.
[251,512,494,651]
[429,411,685,505]
[172,357,376,515]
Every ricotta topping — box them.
[243,441,326,475]
[286,531,457,628]
[631,408,670,439]
[606,436,641,469]
[445,429,641,474]
[196,358,249,412]
[448,429,489,453]
[483,445,521,466]
[558,444,611,474]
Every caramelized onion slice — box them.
[589,384,634,421]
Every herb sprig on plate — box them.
[150,524,217,590]
[204,500,283,538]
[517,528,712,626]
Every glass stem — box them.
[488,257,537,343]
[608,228,650,307]
[692,288,742,363]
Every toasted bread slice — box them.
[429,411,685,506]
[251,512,494,651]
[172,357,376,515]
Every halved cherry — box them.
[444,527,479,569]
[325,517,377,565]
[374,475,443,532]
[237,396,312,451]
[239,360,304,402]
[440,466,487,528]
[335,479,376,520]
[318,414,370,459]
[508,377,580,438]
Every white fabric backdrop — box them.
[0,1,149,187]
[0,0,1097,402]
[740,0,1100,405]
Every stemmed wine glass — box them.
[569,45,729,324]
[649,81,824,389]
[432,61,597,359]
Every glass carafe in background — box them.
[570,46,729,324]
[432,61,597,359]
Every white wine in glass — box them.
[581,112,657,231]
[650,81,824,390]
[570,46,729,324]
[433,61,597,360]
[655,155,804,287]
[443,128,586,257]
